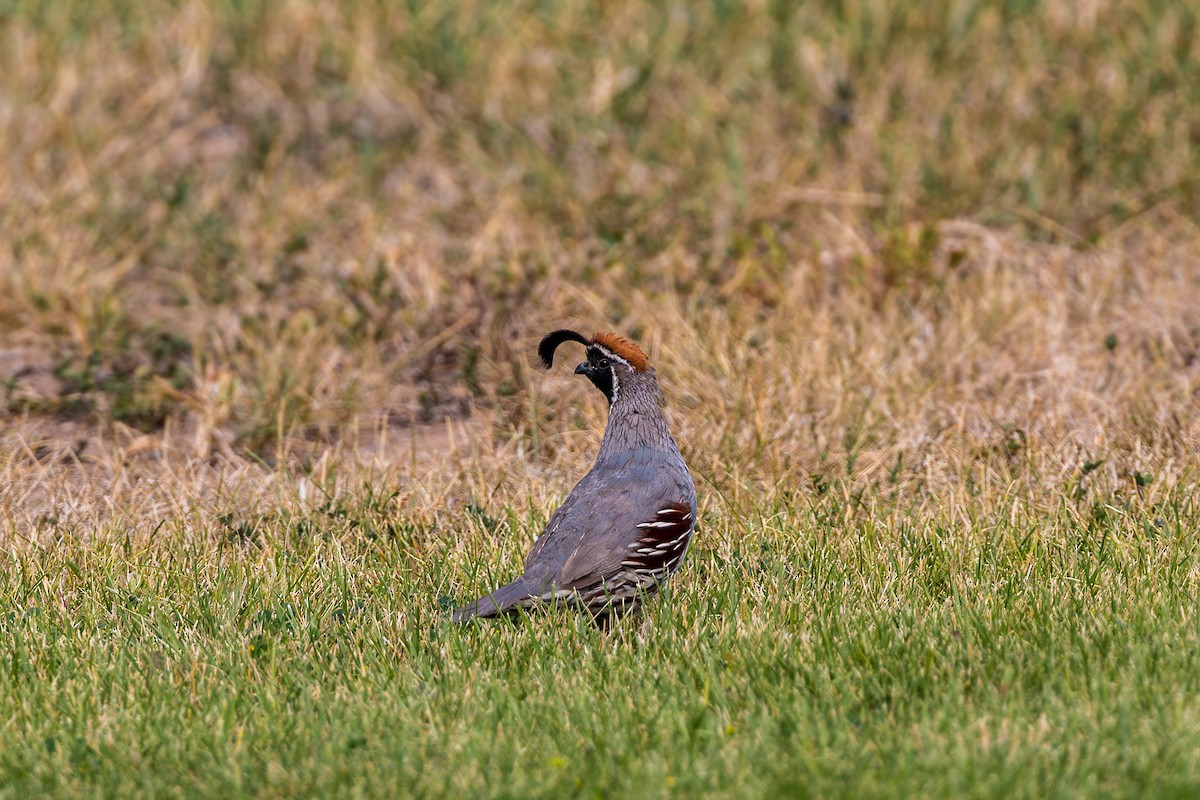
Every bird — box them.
[453,329,697,622]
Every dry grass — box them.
[5,216,1198,541]
[3,0,1198,540]
[2,3,1200,795]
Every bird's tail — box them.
[452,576,539,623]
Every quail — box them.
[453,329,697,621]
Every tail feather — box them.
[452,576,539,622]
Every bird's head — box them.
[538,329,652,405]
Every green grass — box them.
[3,486,1199,798]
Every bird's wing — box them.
[560,497,694,588]
[521,460,646,574]
[544,459,692,587]
[523,445,695,584]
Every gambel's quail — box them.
[453,329,697,622]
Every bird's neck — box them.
[597,378,675,458]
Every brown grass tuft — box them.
[1,2,1199,544]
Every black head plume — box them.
[538,329,591,369]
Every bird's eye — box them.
[596,358,610,369]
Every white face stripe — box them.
[589,343,633,370]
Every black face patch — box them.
[583,345,620,403]
[587,365,616,403]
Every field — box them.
[3,1,1200,796]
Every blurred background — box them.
[2,0,1198,532]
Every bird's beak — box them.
[574,362,589,375]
